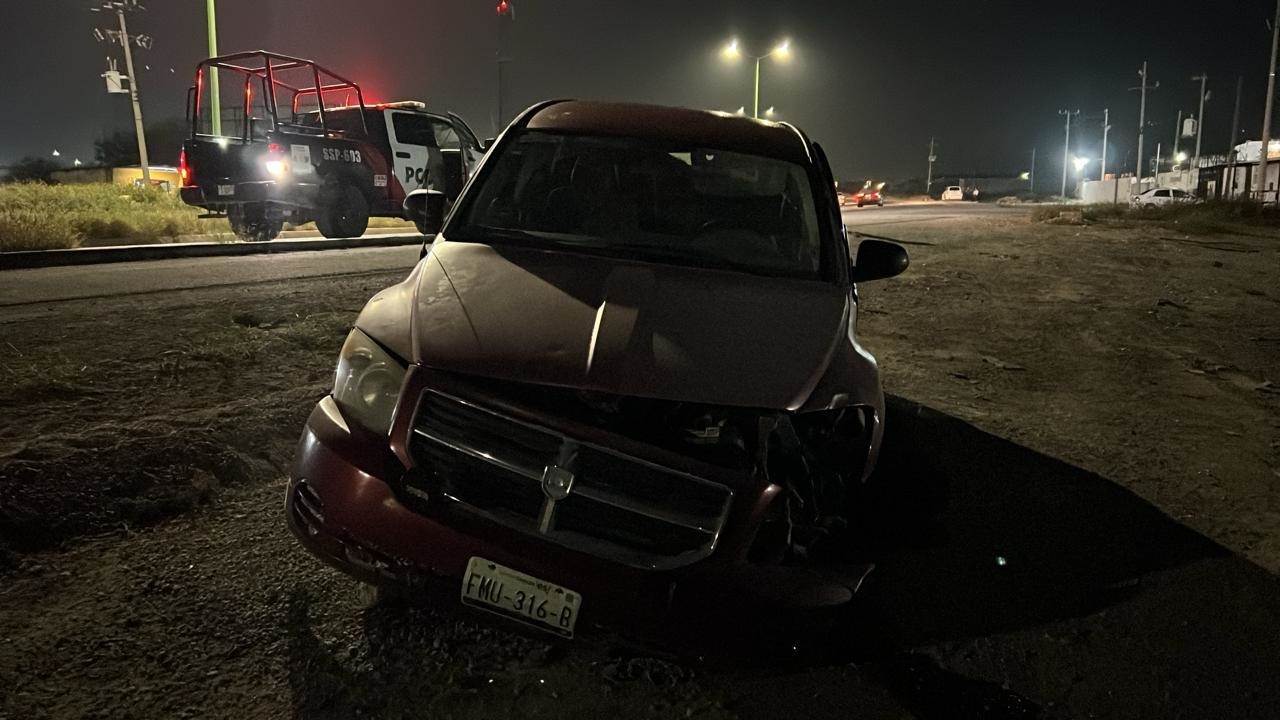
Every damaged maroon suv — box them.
[287,100,909,640]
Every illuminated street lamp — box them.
[721,37,792,119]
[1072,156,1090,174]
[1174,151,1188,165]
[764,106,777,118]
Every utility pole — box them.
[1030,147,1036,194]
[1100,108,1111,180]
[206,0,220,136]
[1059,108,1079,197]
[496,0,514,132]
[1228,75,1243,198]
[1173,109,1184,165]
[1230,76,1244,152]
[926,136,936,196]
[1257,0,1280,205]
[1130,61,1158,184]
[1191,73,1208,169]
[117,6,149,183]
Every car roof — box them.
[525,100,812,164]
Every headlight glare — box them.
[333,329,407,437]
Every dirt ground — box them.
[1,209,1278,718]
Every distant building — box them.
[1197,140,1280,202]
[48,165,181,192]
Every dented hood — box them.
[409,240,849,410]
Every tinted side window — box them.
[430,118,461,149]
[1155,190,1170,197]
[392,113,435,146]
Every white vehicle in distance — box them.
[940,185,964,201]
[1130,187,1194,208]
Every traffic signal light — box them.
[496,0,511,15]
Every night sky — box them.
[2,0,1277,183]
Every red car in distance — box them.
[851,183,885,207]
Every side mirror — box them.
[440,148,466,201]
[482,137,496,151]
[851,238,909,283]
[404,188,446,236]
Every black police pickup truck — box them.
[180,51,484,241]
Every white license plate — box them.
[460,556,581,638]
[217,184,235,196]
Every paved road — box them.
[0,239,424,308]
[842,200,1020,229]
[1,202,1024,308]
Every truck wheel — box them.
[228,205,282,242]
[317,184,370,239]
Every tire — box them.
[857,202,864,208]
[316,184,370,239]
[878,201,884,207]
[228,204,282,242]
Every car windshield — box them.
[451,130,827,280]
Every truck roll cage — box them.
[187,50,369,141]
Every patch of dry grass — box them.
[0,182,229,251]
[1031,200,1280,235]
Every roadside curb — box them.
[0,234,425,271]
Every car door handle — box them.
[395,151,411,159]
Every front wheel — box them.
[316,184,370,239]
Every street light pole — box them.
[722,38,789,120]
[117,8,149,183]
[1059,108,1078,197]
[206,0,220,136]
[1256,0,1280,205]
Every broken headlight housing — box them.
[333,328,407,437]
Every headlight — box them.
[265,159,289,178]
[333,329,407,437]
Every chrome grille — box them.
[406,390,734,570]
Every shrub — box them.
[0,210,82,251]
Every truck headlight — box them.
[333,329,407,437]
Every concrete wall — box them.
[1081,170,1199,204]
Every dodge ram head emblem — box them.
[541,465,575,501]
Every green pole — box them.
[753,57,760,119]
[207,0,221,136]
